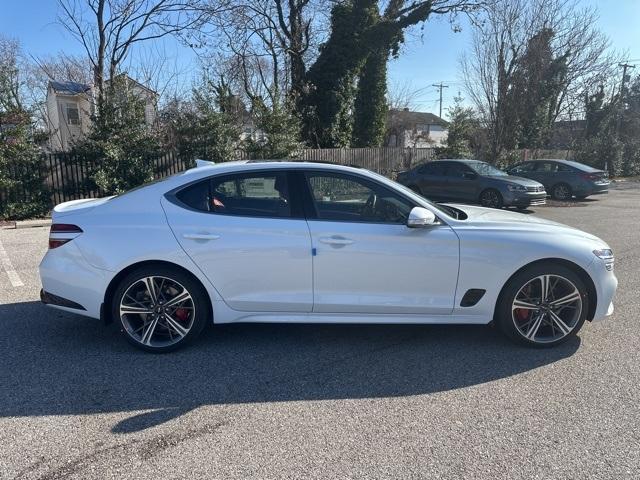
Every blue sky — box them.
[2,0,639,116]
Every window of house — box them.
[305,172,413,224]
[66,103,80,125]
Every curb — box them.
[3,219,52,230]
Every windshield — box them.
[467,161,508,177]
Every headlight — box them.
[506,184,526,192]
[593,248,613,259]
[593,248,614,271]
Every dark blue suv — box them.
[506,159,609,200]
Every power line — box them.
[431,82,449,118]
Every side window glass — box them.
[173,172,291,217]
[419,163,446,176]
[511,163,534,174]
[306,173,413,224]
[446,163,470,178]
[536,162,557,173]
[175,180,211,212]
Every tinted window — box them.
[418,162,447,176]
[510,162,535,174]
[176,180,211,211]
[176,172,292,218]
[306,172,414,224]
[446,162,472,178]
[535,162,558,173]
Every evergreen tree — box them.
[437,97,477,159]
[245,100,303,159]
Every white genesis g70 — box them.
[39,161,617,352]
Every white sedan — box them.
[39,161,617,352]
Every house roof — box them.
[388,109,448,128]
[49,80,91,95]
[106,74,157,96]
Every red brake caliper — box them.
[174,308,189,322]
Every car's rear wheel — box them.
[496,263,588,347]
[552,183,572,200]
[112,265,209,352]
[479,188,504,208]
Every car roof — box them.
[526,159,602,172]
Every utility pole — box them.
[432,82,449,118]
[616,63,636,135]
[619,62,636,98]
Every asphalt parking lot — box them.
[1,186,639,480]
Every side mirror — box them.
[463,171,478,180]
[407,207,437,228]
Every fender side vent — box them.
[460,289,486,307]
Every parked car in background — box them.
[396,159,546,210]
[39,161,616,352]
[506,159,609,200]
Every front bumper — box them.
[503,191,547,207]
[588,258,618,321]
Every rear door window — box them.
[175,172,293,218]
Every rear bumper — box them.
[575,182,609,197]
[39,243,109,320]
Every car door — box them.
[162,170,313,312]
[531,161,558,190]
[443,162,478,201]
[415,162,448,199]
[302,170,459,315]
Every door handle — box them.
[319,236,354,246]
[182,233,221,241]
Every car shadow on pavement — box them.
[0,301,580,434]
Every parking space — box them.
[1,186,639,479]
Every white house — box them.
[46,75,158,151]
[46,81,93,151]
[386,108,449,148]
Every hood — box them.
[52,197,114,218]
[486,175,542,187]
[445,204,602,242]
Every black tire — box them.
[479,188,504,209]
[495,262,588,348]
[112,265,210,353]
[552,183,572,200]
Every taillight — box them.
[49,224,83,249]
[580,173,600,181]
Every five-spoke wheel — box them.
[497,263,588,347]
[113,266,208,352]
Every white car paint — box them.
[39,161,617,328]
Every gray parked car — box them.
[506,159,610,200]
[396,159,546,209]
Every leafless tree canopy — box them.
[57,0,213,98]
[461,0,618,158]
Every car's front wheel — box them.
[112,265,209,352]
[479,188,504,208]
[496,263,588,347]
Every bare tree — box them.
[0,35,25,113]
[57,0,212,102]
[387,80,432,111]
[461,0,617,160]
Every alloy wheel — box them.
[480,190,502,208]
[119,276,195,348]
[512,274,583,344]
[553,184,571,200]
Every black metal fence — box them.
[0,147,435,214]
